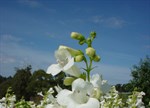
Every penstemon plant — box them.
[70,32,101,82]
[0,32,146,108]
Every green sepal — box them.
[63,77,76,86]
[79,72,86,81]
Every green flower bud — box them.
[74,55,84,62]
[85,47,95,58]
[71,32,85,40]
[86,38,92,46]
[90,31,96,39]
[93,55,101,62]
[63,77,75,86]
[59,45,83,56]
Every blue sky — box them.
[0,0,150,84]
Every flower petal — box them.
[64,65,81,77]
[72,78,93,95]
[57,89,72,106]
[63,57,74,70]
[90,74,102,88]
[78,98,99,108]
[47,64,62,76]
[55,48,72,61]
[101,80,111,94]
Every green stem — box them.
[84,57,88,71]
[89,58,93,71]
[88,58,93,81]
[84,57,93,82]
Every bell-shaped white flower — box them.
[57,78,99,108]
[90,74,111,94]
[47,48,81,77]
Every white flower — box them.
[136,91,145,108]
[90,74,111,94]
[0,103,5,108]
[136,99,145,108]
[37,92,43,97]
[0,97,6,102]
[47,47,81,77]
[54,85,62,93]
[57,78,99,108]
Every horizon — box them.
[0,0,150,85]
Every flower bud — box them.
[74,55,84,62]
[63,77,75,86]
[85,47,95,58]
[59,45,83,56]
[86,38,92,46]
[90,31,96,39]
[93,55,101,62]
[71,32,85,40]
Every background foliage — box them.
[0,65,68,103]
[115,56,150,107]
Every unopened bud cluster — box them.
[71,31,100,63]
[70,31,101,81]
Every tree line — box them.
[115,56,150,107]
[0,65,69,103]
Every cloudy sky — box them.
[0,0,150,84]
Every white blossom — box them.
[47,47,81,77]
[57,78,99,108]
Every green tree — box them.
[0,75,7,84]
[12,65,32,100]
[115,84,123,92]
[0,77,12,98]
[122,83,133,92]
[129,56,150,106]
[26,69,55,96]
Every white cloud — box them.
[0,55,16,64]
[86,63,132,85]
[105,17,126,28]
[1,34,22,42]
[0,34,55,77]
[91,16,126,28]
[91,16,104,23]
